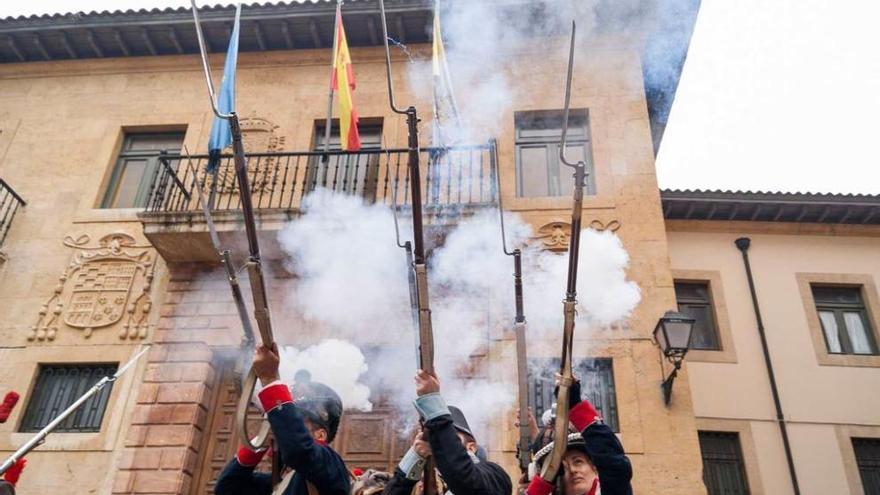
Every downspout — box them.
[735,237,801,495]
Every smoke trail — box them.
[276,192,640,439]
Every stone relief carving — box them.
[533,219,622,252]
[212,116,287,194]
[29,232,155,342]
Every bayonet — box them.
[493,137,531,474]
[538,21,589,484]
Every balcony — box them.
[0,178,26,254]
[138,142,499,262]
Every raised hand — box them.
[253,344,281,386]
[414,369,440,397]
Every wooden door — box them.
[192,366,271,495]
[192,366,410,494]
[333,406,411,473]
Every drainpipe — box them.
[735,237,801,495]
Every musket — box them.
[391,176,421,353]
[538,22,589,484]
[493,140,530,474]
[0,346,150,476]
[190,0,274,451]
[182,150,256,389]
[378,2,437,493]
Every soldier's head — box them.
[561,442,596,495]
[531,433,597,495]
[290,370,343,443]
[448,406,479,455]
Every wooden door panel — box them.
[193,365,411,494]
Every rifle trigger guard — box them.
[237,366,271,451]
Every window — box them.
[20,363,118,432]
[675,281,721,350]
[515,110,594,198]
[853,438,880,494]
[528,358,618,432]
[699,431,750,495]
[812,286,879,355]
[308,121,383,201]
[101,132,185,208]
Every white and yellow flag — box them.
[431,0,461,147]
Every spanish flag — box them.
[330,5,361,151]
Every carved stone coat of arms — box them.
[29,232,155,341]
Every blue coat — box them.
[214,402,350,495]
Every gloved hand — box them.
[553,375,582,410]
[0,392,20,424]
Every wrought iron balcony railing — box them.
[143,142,498,217]
[0,179,26,248]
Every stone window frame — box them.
[696,418,765,495]
[835,424,880,495]
[671,270,738,364]
[513,109,596,199]
[0,346,143,453]
[78,120,197,224]
[796,273,880,367]
[99,131,187,209]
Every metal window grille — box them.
[853,437,880,494]
[699,431,750,495]
[101,132,185,209]
[514,110,595,198]
[674,281,721,350]
[812,285,879,356]
[528,357,619,432]
[20,363,118,433]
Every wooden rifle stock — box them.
[512,251,531,474]
[226,114,276,451]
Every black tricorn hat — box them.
[290,370,343,442]
[449,405,476,442]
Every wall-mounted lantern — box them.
[653,310,696,405]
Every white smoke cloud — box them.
[276,192,640,440]
[276,188,411,341]
[278,339,373,412]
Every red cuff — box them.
[526,476,555,495]
[236,446,267,467]
[0,391,20,424]
[569,400,600,432]
[3,458,26,486]
[257,383,293,413]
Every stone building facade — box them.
[664,190,880,495]
[0,1,711,494]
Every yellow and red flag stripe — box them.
[330,5,361,151]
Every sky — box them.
[1,0,878,195]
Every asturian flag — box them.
[331,4,361,151]
[206,3,242,173]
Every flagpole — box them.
[320,0,343,186]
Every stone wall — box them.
[0,36,708,495]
